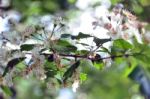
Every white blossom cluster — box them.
[69,0,147,52]
[0,0,149,98]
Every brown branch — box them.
[41,52,140,61]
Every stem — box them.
[50,24,56,39]
[41,52,140,61]
[92,44,102,52]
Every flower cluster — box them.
[0,1,150,98]
[68,2,148,52]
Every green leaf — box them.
[2,57,26,77]
[71,32,93,39]
[131,37,143,53]
[20,44,35,51]
[44,61,57,78]
[1,86,13,96]
[134,53,150,64]
[56,39,72,46]
[132,3,143,14]
[53,45,77,53]
[93,62,104,70]
[132,37,150,64]
[55,72,62,82]
[93,37,111,46]
[61,34,71,38]
[16,61,26,71]
[140,0,150,6]
[111,0,121,5]
[113,39,133,50]
[61,32,93,40]
[54,39,77,53]
[80,73,87,83]
[123,57,137,77]
[63,60,80,82]
[111,39,133,55]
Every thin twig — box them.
[92,44,103,52]
[40,52,140,61]
[50,24,56,39]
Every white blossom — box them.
[72,80,79,92]
[0,16,10,33]
[57,88,75,99]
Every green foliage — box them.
[93,37,111,46]
[71,32,93,40]
[111,39,133,55]
[80,73,87,83]
[12,0,73,19]
[111,0,121,5]
[20,44,35,51]
[15,78,48,99]
[63,60,80,82]
[61,32,93,39]
[113,39,133,50]
[140,0,150,6]
[1,86,14,97]
[2,57,26,77]
[53,39,77,53]
[131,37,150,65]
[80,68,142,99]
[1,0,150,99]
[44,61,58,78]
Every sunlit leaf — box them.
[113,39,133,50]
[123,57,137,77]
[94,62,104,70]
[80,73,87,83]
[111,0,121,5]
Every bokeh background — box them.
[0,0,150,99]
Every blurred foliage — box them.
[12,0,76,20]
[80,68,141,99]
[0,0,150,99]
